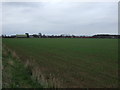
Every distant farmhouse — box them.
[16,34,27,38]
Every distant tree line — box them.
[2,33,120,39]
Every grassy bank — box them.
[2,45,43,88]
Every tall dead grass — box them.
[24,58,62,88]
[3,45,62,88]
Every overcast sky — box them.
[2,2,118,36]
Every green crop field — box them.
[2,38,118,88]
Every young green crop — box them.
[2,38,118,88]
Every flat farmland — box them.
[2,38,118,88]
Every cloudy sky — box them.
[2,2,118,36]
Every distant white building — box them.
[29,35,34,38]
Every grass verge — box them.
[2,45,43,88]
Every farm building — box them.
[16,34,27,38]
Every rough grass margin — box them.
[2,44,62,88]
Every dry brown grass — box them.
[8,60,14,66]
[24,58,62,88]
[2,45,77,88]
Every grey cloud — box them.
[0,3,2,35]
[2,2,118,35]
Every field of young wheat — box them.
[2,38,118,88]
